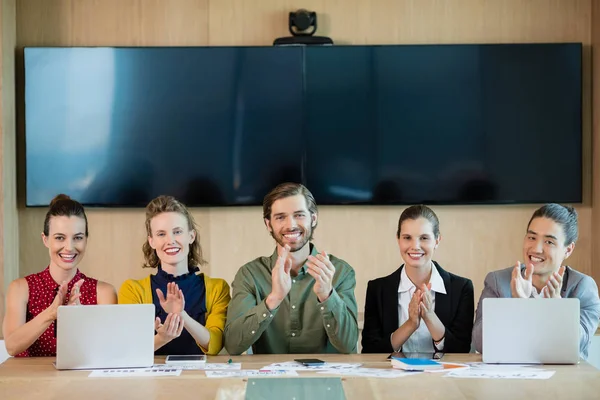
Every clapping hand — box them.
[155,313,184,344]
[67,279,85,305]
[542,266,566,298]
[511,262,534,298]
[408,288,422,329]
[267,244,292,310]
[419,283,435,320]
[156,282,185,314]
[46,281,69,321]
[307,251,335,302]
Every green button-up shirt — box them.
[224,244,358,355]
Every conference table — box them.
[1,353,599,400]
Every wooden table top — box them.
[1,353,599,400]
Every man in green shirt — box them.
[224,183,358,355]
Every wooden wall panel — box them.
[17,0,209,47]
[0,0,17,340]
[210,0,589,46]
[13,1,594,331]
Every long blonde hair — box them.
[142,195,207,271]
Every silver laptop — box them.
[56,304,155,370]
[482,298,580,364]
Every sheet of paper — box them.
[445,369,555,379]
[260,361,362,371]
[153,363,242,370]
[318,367,419,378]
[205,370,299,378]
[465,362,544,371]
[89,366,182,378]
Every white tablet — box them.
[165,355,207,365]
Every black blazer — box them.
[361,262,474,353]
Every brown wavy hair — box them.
[263,182,318,221]
[142,195,207,271]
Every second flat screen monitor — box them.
[304,44,581,205]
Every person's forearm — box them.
[390,320,418,352]
[154,334,170,351]
[265,293,283,311]
[580,320,593,357]
[320,290,358,353]
[181,311,211,349]
[224,300,277,355]
[224,316,257,355]
[5,309,54,356]
[423,313,445,342]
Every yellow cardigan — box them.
[118,272,230,355]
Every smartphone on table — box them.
[294,358,326,366]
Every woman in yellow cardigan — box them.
[119,195,230,355]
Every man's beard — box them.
[271,226,313,252]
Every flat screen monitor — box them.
[304,44,582,204]
[25,46,304,206]
[24,43,582,206]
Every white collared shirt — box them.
[531,287,543,298]
[394,262,447,352]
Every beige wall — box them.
[8,1,596,332]
[0,0,17,339]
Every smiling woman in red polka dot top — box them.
[1,194,117,357]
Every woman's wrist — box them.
[40,307,56,324]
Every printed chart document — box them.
[446,363,555,380]
[205,370,299,378]
[153,363,242,370]
[89,366,182,378]
[260,361,362,371]
[318,367,419,378]
[466,362,545,371]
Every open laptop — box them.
[482,298,580,364]
[56,304,155,370]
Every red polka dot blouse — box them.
[15,266,98,357]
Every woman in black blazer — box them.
[361,205,474,354]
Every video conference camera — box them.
[273,9,333,46]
